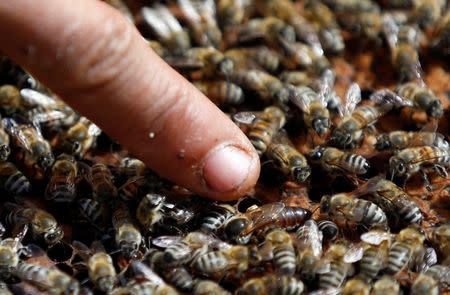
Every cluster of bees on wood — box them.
[0,0,449,294]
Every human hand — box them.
[0,0,260,201]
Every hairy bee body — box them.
[0,161,31,195]
[163,266,195,292]
[318,243,352,289]
[45,154,77,203]
[235,274,305,295]
[183,47,234,79]
[62,117,101,156]
[91,164,117,202]
[87,251,117,292]
[411,273,439,295]
[0,85,22,115]
[265,230,296,275]
[193,280,231,295]
[13,262,80,295]
[200,204,235,233]
[217,0,248,27]
[295,220,323,281]
[266,143,311,183]
[371,276,401,295]
[231,70,284,104]
[342,278,371,295]
[126,281,179,295]
[193,81,244,107]
[311,146,370,175]
[432,224,450,263]
[410,0,446,28]
[396,82,443,119]
[433,11,450,55]
[424,264,450,290]
[360,240,391,279]
[237,16,296,47]
[224,47,280,73]
[375,130,448,151]
[112,208,142,259]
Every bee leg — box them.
[419,170,432,192]
[433,165,448,179]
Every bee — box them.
[389,146,449,190]
[424,264,450,290]
[0,161,31,195]
[200,203,235,233]
[90,163,117,202]
[295,220,323,281]
[4,203,63,245]
[45,154,78,203]
[320,193,387,227]
[139,5,191,56]
[279,41,331,76]
[382,14,423,82]
[118,175,148,201]
[162,266,196,293]
[193,280,231,295]
[432,11,450,55]
[411,273,439,295]
[0,225,30,280]
[341,278,371,295]
[385,224,425,274]
[310,146,370,177]
[0,120,10,162]
[303,0,345,54]
[112,207,143,259]
[77,198,105,231]
[13,262,80,295]
[371,276,401,295]
[217,0,249,28]
[2,117,54,171]
[73,241,117,293]
[318,240,353,289]
[432,224,450,264]
[235,274,305,295]
[236,17,296,47]
[231,70,285,104]
[224,47,281,73]
[61,117,102,156]
[410,0,446,28]
[119,157,148,178]
[169,47,234,79]
[375,124,449,151]
[178,0,222,48]
[317,219,339,242]
[233,105,286,156]
[396,82,444,119]
[263,229,296,275]
[103,0,134,23]
[136,193,194,232]
[344,225,392,279]
[193,245,261,275]
[193,81,244,107]
[0,85,21,115]
[222,202,311,244]
[359,176,424,225]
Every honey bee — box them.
[382,14,423,82]
[262,229,296,275]
[320,193,388,227]
[61,117,102,156]
[0,225,30,280]
[236,17,296,47]
[103,0,134,23]
[45,154,78,203]
[118,175,148,201]
[359,176,424,225]
[2,117,54,171]
[432,224,450,264]
[385,224,425,274]
[217,0,249,28]
[341,278,371,295]
[224,47,281,73]
[119,157,148,178]
[303,0,345,54]
[193,245,261,275]
[318,240,354,289]
[193,81,244,107]
[77,198,105,231]
[0,161,31,195]
[396,82,444,119]
[423,264,450,290]
[280,71,312,86]
[371,276,401,295]
[222,202,311,244]
[200,203,235,233]
[4,203,63,245]
[317,219,339,242]
[389,146,449,190]
[139,5,191,56]
[169,47,234,79]
[12,262,80,295]
[72,241,117,293]
[411,272,439,295]
[0,121,10,162]
[231,69,285,104]
[310,146,370,177]
[0,85,21,115]
[178,0,222,48]
[112,207,143,259]
[90,163,117,202]
[232,105,286,155]
[161,266,196,293]
[295,220,323,281]
[344,225,392,279]
[235,274,305,295]
[193,280,231,295]
[432,11,450,55]
[136,193,194,232]
[410,0,446,28]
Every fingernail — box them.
[202,144,252,193]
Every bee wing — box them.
[155,5,184,33]
[295,220,323,257]
[409,121,438,146]
[129,261,166,285]
[2,117,35,151]
[151,235,183,248]
[416,247,438,273]
[308,288,341,295]
[187,231,233,250]
[281,40,313,65]
[141,7,172,38]
[382,13,399,50]
[243,202,285,234]
[232,112,257,125]
[370,89,413,107]
[90,240,107,253]
[271,130,294,146]
[343,243,365,263]
[178,0,202,24]
[318,69,336,107]
[31,109,67,125]
[20,88,57,107]
[360,231,393,245]
[289,86,313,112]
[87,122,102,137]
[338,83,361,118]
[72,240,92,261]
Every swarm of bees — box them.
[0,0,449,294]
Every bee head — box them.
[120,241,139,259]
[390,157,407,178]
[44,227,63,245]
[310,146,325,161]
[145,193,165,208]
[374,134,390,150]
[426,99,443,119]
[224,217,248,240]
[293,166,310,183]
[38,153,55,171]
[216,57,234,78]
